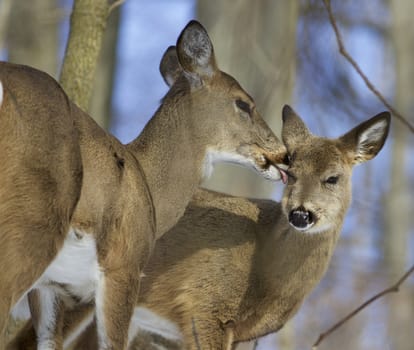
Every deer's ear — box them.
[281,105,311,148]
[176,20,217,86]
[340,111,391,164]
[159,46,182,87]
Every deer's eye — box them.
[325,176,339,185]
[235,99,251,117]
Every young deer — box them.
[25,105,390,350]
[2,21,287,350]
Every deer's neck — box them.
[234,217,343,337]
[243,216,341,318]
[127,103,207,237]
[259,221,340,292]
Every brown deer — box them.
[0,62,83,349]
[17,105,390,349]
[1,20,287,350]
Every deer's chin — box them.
[203,149,287,182]
[289,221,315,232]
[291,222,333,235]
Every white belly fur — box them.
[12,228,100,319]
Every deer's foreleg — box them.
[28,288,64,350]
[223,326,235,350]
[95,265,142,350]
[94,222,152,350]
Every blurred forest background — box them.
[1,0,413,349]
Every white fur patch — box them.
[11,229,99,322]
[11,229,106,349]
[202,150,248,179]
[301,222,333,235]
[0,81,3,108]
[203,149,282,181]
[95,269,109,349]
[40,229,99,302]
[358,119,387,152]
[128,307,182,345]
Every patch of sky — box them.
[110,0,195,143]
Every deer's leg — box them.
[0,296,11,345]
[0,169,80,343]
[0,233,61,345]
[6,302,95,350]
[95,268,141,350]
[222,324,235,350]
[0,242,63,350]
[28,288,65,350]
[0,229,60,338]
[94,224,151,350]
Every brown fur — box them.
[28,106,391,350]
[3,20,286,350]
[0,62,83,347]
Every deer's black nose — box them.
[289,207,314,229]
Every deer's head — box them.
[281,105,390,234]
[159,20,287,181]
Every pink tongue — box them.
[280,169,288,184]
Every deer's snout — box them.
[289,206,315,230]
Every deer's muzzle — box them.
[289,207,315,230]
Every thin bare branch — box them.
[108,0,124,14]
[312,264,414,349]
[322,0,414,133]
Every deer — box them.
[1,20,288,350]
[11,105,390,349]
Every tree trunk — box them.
[7,0,59,77]
[198,0,298,199]
[60,0,119,112]
[89,4,120,129]
[383,0,414,349]
[0,0,12,51]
